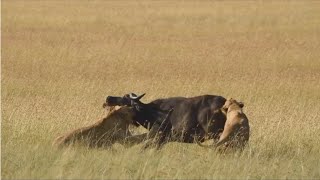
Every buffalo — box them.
[106,93,227,149]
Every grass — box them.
[2,0,320,179]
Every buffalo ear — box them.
[239,102,244,108]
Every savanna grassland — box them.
[2,0,320,179]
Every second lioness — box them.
[217,98,250,149]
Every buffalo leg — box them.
[142,121,171,149]
[143,109,173,149]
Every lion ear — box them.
[223,98,232,110]
[239,102,244,108]
[220,108,227,116]
[222,103,228,111]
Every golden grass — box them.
[2,0,320,179]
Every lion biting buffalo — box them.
[217,98,250,149]
[53,93,250,151]
[196,98,250,150]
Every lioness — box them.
[53,106,146,148]
[217,98,250,149]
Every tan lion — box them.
[53,106,146,148]
[216,98,250,150]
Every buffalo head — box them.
[105,93,146,111]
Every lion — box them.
[216,98,250,150]
[53,105,147,148]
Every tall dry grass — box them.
[2,0,320,179]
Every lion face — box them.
[222,98,244,113]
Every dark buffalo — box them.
[106,93,227,149]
